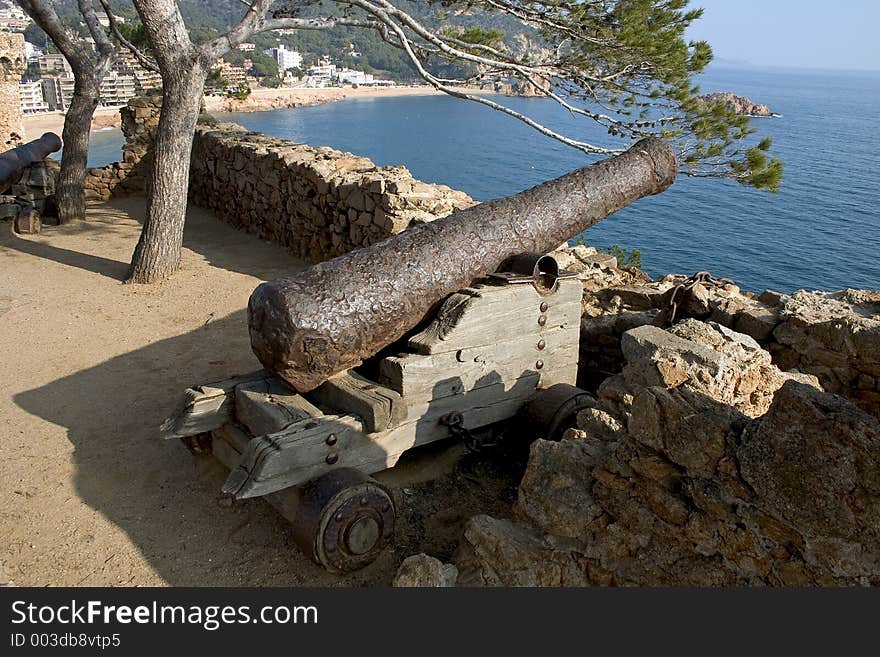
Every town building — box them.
[306,58,337,87]
[98,70,137,106]
[38,53,72,76]
[266,44,303,72]
[41,74,74,111]
[18,79,47,113]
[0,2,28,32]
[335,68,373,86]
[217,60,248,88]
[94,11,125,28]
[237,42,256,52]
[112,50,161,94]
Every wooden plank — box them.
[160,370,271,439]
[224,414,366,498]
[407,279,582,355]
[380,326,579,402]
[308,370,405,432]
[213,425,301,522]
[224,374,545,499]
[234,378,323,437]
[211,425,247,471]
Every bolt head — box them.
[325,433,338,446]
[537,339,546,350]
[537,315,547,327]
[536,360,544,370]
[325,452,339,465]
[540,302,549,312]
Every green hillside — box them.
[27,1,537,82]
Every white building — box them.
[19,80,48,113]
[98,71,137,106]
[306,60,337,86]
[237,42,256,52]
[24,41,41,60]
[266,44,302,72]
[335,68,373,86]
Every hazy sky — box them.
[686,0,880,71]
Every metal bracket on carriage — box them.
[487,253,579,293]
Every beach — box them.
[21,85,462,139]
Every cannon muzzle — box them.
[0,132,62,187]
[249,137,678,392]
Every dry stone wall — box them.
[188,121,474,260]
[0,33,26,149]
[83,92,161,200]
[85,94,475,262]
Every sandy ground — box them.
[0,198,519,587]
[22,85,468,138]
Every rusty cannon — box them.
[0,132,61,188]
[249,137,678,392]
[164,138,678,573]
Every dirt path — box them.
[0,198,518,587]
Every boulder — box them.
[393,554,459,587]
[455,322,880,586]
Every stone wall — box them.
[85,94,475,261]
[188,121,474,260]
[83,92,161,200]
[0,32,26,149]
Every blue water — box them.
[87,66,880,292]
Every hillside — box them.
[31,0,539,82]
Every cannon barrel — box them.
[0,132,62,187]
[249,137,678,392]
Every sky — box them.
[686,0,880,72]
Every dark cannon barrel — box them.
[249,137,679,392]
[0,132,62,187]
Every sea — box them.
[85,65,880,293]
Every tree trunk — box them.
[56,81,99,223]
[126,61,205,284]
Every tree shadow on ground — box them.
[1,195,311,283]
[9,196,523,585]
[14,310,525,585]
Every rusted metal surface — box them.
[249,137,678,392]
[291,468,395,573]
[0,132,62,187]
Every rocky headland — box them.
[699,92,778,117]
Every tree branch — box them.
[97,0,160,73]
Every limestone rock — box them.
[620,320,819,417]
[393,554,459,587]
[738,381,880,579]
[459,379,880,586]
[455,515,587,587]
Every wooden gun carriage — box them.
[163,254,595,572]
[162,139,678,572]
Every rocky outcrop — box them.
[549,244,880,418]
[491,75,551,97]
[698,92,777,117]
[455,320,880,586]
[203,88,349,114]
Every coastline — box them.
[21,85,480,139]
